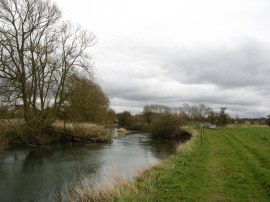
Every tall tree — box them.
[0,0,95,134]
[64,76,110,123]
[219,107,228,126]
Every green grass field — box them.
[80,127,270,201]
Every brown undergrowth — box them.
[53,121,111,141]
[0,120,112,151]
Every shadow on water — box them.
[138,134,179,159]
[0,131,181,201]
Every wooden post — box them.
[202,125,205,135]
[201,126,203,144]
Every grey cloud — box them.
[95,38,270,117]
[165,39,270,89]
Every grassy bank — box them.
[68,127,270,201]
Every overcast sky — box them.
[52,0,270,117]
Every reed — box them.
[53,121,111,140]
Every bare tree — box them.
[0,0,95,134]
[180,103,213,121]
[143,104,171,114]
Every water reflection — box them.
[0,132,180,201]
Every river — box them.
[0,131,180,201]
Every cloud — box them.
[51,0,270,118]
[165,38,270,89]
[95,37,270,117]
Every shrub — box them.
[117,111,132,128]
[266,115,270,127]
[0,135,9,152]
[128,115,148,131]
[149,114,181,137]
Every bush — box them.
[117,111,132,128]
[149,114,181,137]
[128,115,148,131]
[266,115,270,127]
[117,112,148,131]
[0,135,9,152]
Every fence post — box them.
[201,126,203,144]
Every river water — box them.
[0,131,180,201]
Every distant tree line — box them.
[117,105,187,138]
[233,116,269,126]
[118,104,231,129]
[178,104,230,126]
[117,104,270,138]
